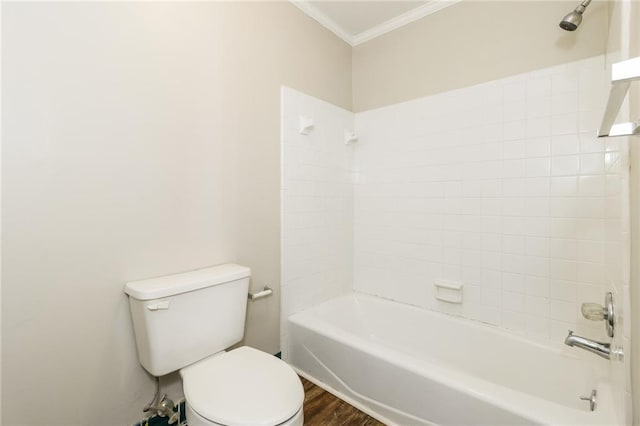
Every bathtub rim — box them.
[287,291,620,426]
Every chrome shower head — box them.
[560,0,592,31]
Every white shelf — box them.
[598,56,640,138]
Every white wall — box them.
[1,3,351,425]
[353,55,627,343]
[280,87,355,361]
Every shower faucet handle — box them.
[581,303,606,321]
[580,292,615,337]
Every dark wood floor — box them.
[301,377,385,426]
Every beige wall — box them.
[1,2,350,425]
[352,1,609,112]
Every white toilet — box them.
[124,264,304,426]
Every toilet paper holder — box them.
[248,286,273,301]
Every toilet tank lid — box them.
[124,264,251,300]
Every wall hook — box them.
[344,130,358,145]
[299,116,314,135]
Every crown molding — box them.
[291,0,462,47]
[291,1,354,45]
[352,0,462,45]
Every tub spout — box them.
[564,330,610,360]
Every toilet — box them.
[124,264,304,426]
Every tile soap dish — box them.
[434,280,463,304]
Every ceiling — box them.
[292,0,461,46]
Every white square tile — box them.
[526,315,550,339]
[552,73,579,95]
[482,233,502,252]
[550,218,578,239]
[576,261,604,285]
[483,251,502,270]
[482,179,503,197]
[503,272,525,293]
[551,92,578,115]
[482,142,504,161]
[504,80,527,102]
[550,299,577,322]
[551,134,579,155]
[483,105,503,124]
[526,137,551,157]
[503,140,527,159]
[526,275,550,297]
[550,280,577,302]
[551,177,578,197]
[549,259,577,281]
[550,238,577,260]
[503,159,526,178]
[503,121,527,144]
[577,198,605,219]
[549,198,578,218]
[503,179,525,197]
[526,237,549,257]
[525,197,549,216]
[481,198,502,216]
[503,311,527,334]
[576,240,604,263]
[526,117,551,138]
[502,216,525,234]
[526,296,549,316]
[526,177,550,197]
[552,155,579,176]
[526,157,551,177]
[527,75,552,99]
[579,175,605,197]
[503,291,525,311]
[502,253,524,273]
[551,113,578,135]
[579,132,604,154]
[482,269,502,289]
[526,255,550,277]
[527,97,552,119]
[580,153,605,175]
[502,235,525,254]
[504,101,526,122]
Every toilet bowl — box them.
[180,347,304,426]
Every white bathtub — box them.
[287,293,619,426]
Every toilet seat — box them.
[181,346,304,426]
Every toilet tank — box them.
[124,264,251,376]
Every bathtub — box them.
[287,293,619,426]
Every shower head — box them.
[559,0,592,31]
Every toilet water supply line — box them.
[142,376,181,425]
[144,377,160,413]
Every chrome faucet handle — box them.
[580,292,615,337]
[580,389,597,411]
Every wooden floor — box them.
[301,377,385,426]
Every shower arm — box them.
[577,0,592,11]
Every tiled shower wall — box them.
[353,55,629,342]
[280,87,355,360]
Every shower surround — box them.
[281,54,630,424]
[353,54,622,341]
